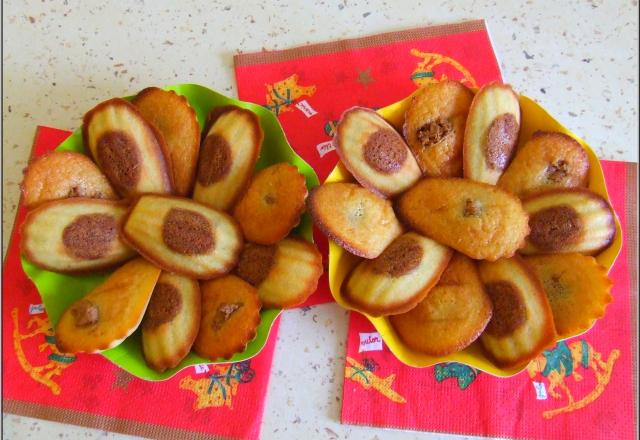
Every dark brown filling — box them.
[529,205,583,251]
[463,199,482,217]
[162,208,214,255]
[211,302,243,331]
[71,299,99,328]
[235,243,277,286]
[197,134,232,186]
[142,282,183,329]
[416,117,452,149]
[362,129,407,173]
[372,235,423,277]
[96,131,141,193]
[546,160,569,183]
[62,213,117,260]
[485,113,519,170]
[484,281,526,337]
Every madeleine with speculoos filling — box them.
[82,98,173,198]
[334,107,421,198]
[193,105,263,211]
[477,256,556,368]
[142,272,201,372]
[122,194,243,279]
[463,83,521,184]
[20,198,135,273]
[235,237,323,309]
[520,188,615,255]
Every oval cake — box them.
[21,151,117,208]
[193,105,263,211]
[397,178,529,261]
[308,182,403,259]
[463,83,521,184]
[477,255,556,368]
[142,272,201,372]
[520,188,615,255]
[334,107,421,198]
[122,194,243,279]
[55,258,161,354]
[82,97,173,198]
[342,232,453,316]
[133,87,201,196]
[20,198,135,273]
[235,237,323,309]
[403,80,474,177]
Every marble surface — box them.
[2,0,637,439]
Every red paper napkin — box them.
[2,126,279,440]
[234,19,502,307]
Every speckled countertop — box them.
[2,1,638,439]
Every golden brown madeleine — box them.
[194,275,261,361]
[21,151,117,208]
[498,131,589,197]
[55,258,161,354]
[403,80,474,177]
[133,87,200,196]
[235,237,323,309]
[520,188,615,255]
[525,253,612,339]
[308,182,403,259]
[463,83,521,184]
[343,232,452,316]
[122,195,243,279]
[193,106,263,211]
[141,272,201,372]
[389,253,492,355]
[20,198,135,273]
[478,255,556,368]
[397,178,529,261]
[82,98,173,198]
[233,163,307,245]
[334,107,421,198]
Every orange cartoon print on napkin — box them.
[410,49,478,88]
[265,74,316,116]
[12,307,76,395]
[527,339,620,419]
[345,357,406,404]
[180,361,256,409]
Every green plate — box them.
[21,83,319,381]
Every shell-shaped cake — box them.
[122,195,243,279]
[403,80,474,177]
[463,83,521,184]
[193,105,263,211]
[342,232,452,316]
[133,87,201,196]
[194,275,262,361]
[334,107,421,198]
[82,98,173,198]
[55,258,161,353]
[233,163,307,245]
[20,198,135,272]
[389,253,493,355]
[525,253,612,339]
[498,131,589,197]
[22,151,118,208]
[397,178,529,261]
[478,255,556,368]
[141,272,201,372]
[520,188,615,255]
[308,182,403,259]
[235,237,323,309]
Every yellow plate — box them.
[326,89,623,377]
